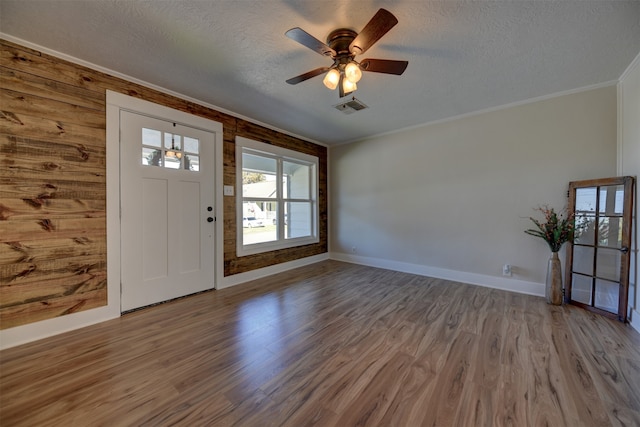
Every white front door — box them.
[120,110,216,311]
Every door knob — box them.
[207,217,214,222]
[619,246,629,254]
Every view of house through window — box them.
[237,137,318,255]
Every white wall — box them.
[619,51,640,332]
[330,86,617,294]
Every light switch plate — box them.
[223,185,234,196]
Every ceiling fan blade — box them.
[285,27,336,57]
[286,67,331,85]
[349,9,398,55]
[360,59,408,75]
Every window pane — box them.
[284,161,310,199]
[184,136,199,154]
[243,152,277,174]
[574,216,596,245]
[164,153,181,169]
[594,278,619,313]
[185,154,199,171]
[572,274,592,305]
[267,203,279,225]
[142,147,162,166]
[164,133,181,150]
[575,187,596,213]
[243,173,277,198]
[282,175,288,198]
[142,128,161,148]
[573,246,594,275]
[596,248,620,282]
[242,202,276,245]
[599,185,624,215]
[243,152,277,199]
[285,202,311,239]
[598,217,623,248]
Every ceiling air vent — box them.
[334,97,368,114]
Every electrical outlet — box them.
[502,264,512,276]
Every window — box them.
[566,177,634,322]
[236,137,319,256]
[141,127,200,171]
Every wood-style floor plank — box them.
[1,260,639,426]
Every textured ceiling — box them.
[1,1,639,145]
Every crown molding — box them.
[0,34,326,147]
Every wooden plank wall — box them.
[0,39,328,330]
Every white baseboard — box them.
[0,305,120,351]
[330,252,545,297]
[218,253,330,289]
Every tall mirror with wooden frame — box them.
[565,176,635,322]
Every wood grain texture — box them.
[1,261,638,426]
[0,38,327,328]
[0,66,105,111]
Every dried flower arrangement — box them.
[524,206,579,253]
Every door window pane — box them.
[141,129,199,172]
[164,153,181,169]
[142,128,161,147]
[143,147,162,166]
[142,128,162,167]
[184,154,199,172]
[184,136,199,154]
[164,133,181,150]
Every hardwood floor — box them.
[1,260,639,426]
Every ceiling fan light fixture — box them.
[323,69,340,90]
[285,8,407,98]
[342,78,357,94]
[344,61,362,83]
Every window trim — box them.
[236,136,319,256]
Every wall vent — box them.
[334,97,368,114]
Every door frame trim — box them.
[106,91,224,313]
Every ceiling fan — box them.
[285,8,408,98]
